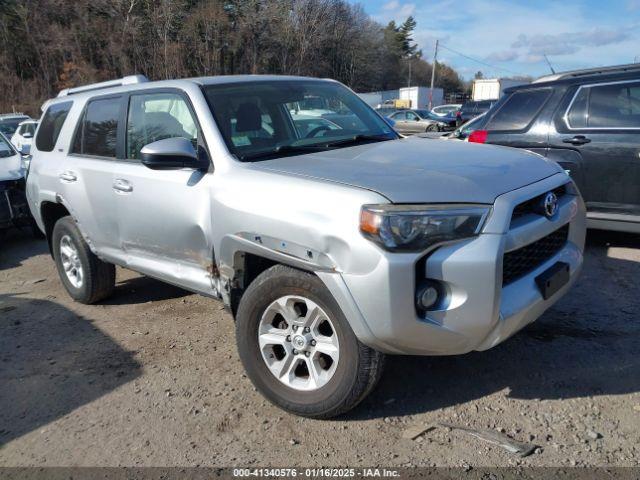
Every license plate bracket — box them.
[535,262,570,300]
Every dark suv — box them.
[468,64,640,233]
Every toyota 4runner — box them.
[27,75,586,418]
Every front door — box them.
[114,89,215,294]
[549,80,640,217]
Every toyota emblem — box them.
[543,192,558,218]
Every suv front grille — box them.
[502,224,569,286]
[511,184,567,224]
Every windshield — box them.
[203,80,397,161]
[0,133,16,158]
[0,117,28,136]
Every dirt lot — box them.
[1,229,639,468]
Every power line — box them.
[438,43,521,76]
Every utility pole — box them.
[428,39,438,110]
[408,57,412,88]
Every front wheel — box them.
[52,216,115,304]
[235,265,385,419]
[426,124,438,132]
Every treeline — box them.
[0,0,465,115]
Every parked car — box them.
[456,100,496,126]
[0,132,39,236]
[467,63,640,233]
[413,109,457,129]
[387,109,450,134]
[27,74,586,418]
[0,113,31,138]
[11,119,38,154]
[432,103,461,117]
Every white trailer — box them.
[399,86,443,109]
[471,78,529,101]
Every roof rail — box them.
[57,75,149,97]
[533,63,640,84]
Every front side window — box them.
[486,89,550,131]
[204,80,396,162]
[126,92,198,160]
[567,81,640,129]
[36,102,72,152]
[72,97,121,157]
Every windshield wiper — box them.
[321,133,395,148]
[239,144,328,162]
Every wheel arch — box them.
[40,201,71,255]
[218,233,336,316]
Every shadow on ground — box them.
[0,294,141,445]
[0,229,48,270]
[353,230,640,420]
[104,275,192,305]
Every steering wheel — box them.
[305,125,332,138]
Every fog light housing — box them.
[416,281,441,311]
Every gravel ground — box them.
[1,229,639,468]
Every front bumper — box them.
[320,173,586,356]
[0,179,33,230]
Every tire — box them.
[52,216,115,304]
[236,265,385,419]
[426,124,438,132]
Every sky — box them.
[352,0,640,80]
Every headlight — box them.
[360,204,490,252]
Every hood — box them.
[0,154,25,182]
[253,136,562,204]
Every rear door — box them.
[389,111,409,133]
[63,95,124,261]
[548,79,640,217]
[113,89,215,294]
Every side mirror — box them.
[140,137,205,171]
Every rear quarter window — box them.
[486,89,550,131]
[36,102,73,152]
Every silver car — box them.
[388,109,450,134]
[27,75,586,418]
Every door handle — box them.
[562,135,591,146]
[113,179,133,193]
[59,171,77,183]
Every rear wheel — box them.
[52,216,115,304]
[236,265,385,418]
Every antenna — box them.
[543,54,556,74]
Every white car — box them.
[431,104,461,117]
[10,119,38,154]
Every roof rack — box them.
[57,75,149,97]
[533,63,640,84]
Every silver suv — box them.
[27,75,586,418]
